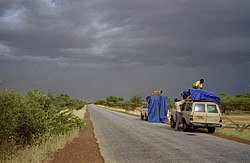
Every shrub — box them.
[117,100,133,111]
[95,100,107,106]
[130,95,143,110]
[0,88,85,160]
[53,94,86,110]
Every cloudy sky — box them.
[0,0,250,101]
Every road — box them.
[88,105,250,163]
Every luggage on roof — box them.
[181,89,222,103]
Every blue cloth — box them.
[181,89,222,103]
[147,95,170,123]
[181,91,188,98]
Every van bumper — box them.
[191,123,222,128]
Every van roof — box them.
[186,100,219,104]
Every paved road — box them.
[88,105,250,163]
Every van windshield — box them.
[194,104,205,112]
[207,105,218,113]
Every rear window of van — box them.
[207,105,218,113]
[194,104,205,112]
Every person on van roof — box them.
[192,79,204,89]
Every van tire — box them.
[193,127,198,130]
[183,119,190,132]
[140,113,144,120]
[208,127,215,133]
[170,116,176,128]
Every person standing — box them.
[174,98,185,131]
[192,79,204,89]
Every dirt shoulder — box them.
[52,109,104,163]
[210,133,250,145]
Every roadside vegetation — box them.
[95,95,174,111]
[95,95,144,111]
[216,92,250,141]
[218,92,250,113]
[0,87,86,162]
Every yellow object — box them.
[152,90,162,95]
[192,80,203,89]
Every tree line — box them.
[94,92,250,113]
[218,92,250,113]
[95,95,144,110]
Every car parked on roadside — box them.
[170,101,222,133]
[140,106,148,121]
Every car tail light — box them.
[190,115,193,121]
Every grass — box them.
[5,130,81,163]
[3,107,86,163]
[215,114,250,142]
[215,128,250,141]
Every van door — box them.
[206,104,221,124]
[193,103,206,123]
[181,102,189,124]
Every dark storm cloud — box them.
[0,0,250,101]
[93,0,250,66]
[1,0,250,68]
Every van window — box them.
[194,104,205,112]
[185,103,192,111]
[181,104,185,111]
[207,105,218,113]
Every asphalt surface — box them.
[88,104,250,163]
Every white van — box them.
[140,106,148,121]
[170,101,222,133]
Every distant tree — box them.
[168,98,174,108]
[130,95,143,110]
[95,100,107,106]
[106,96,124,107]
[118,100,133,111]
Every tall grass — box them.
[5,129,81,163]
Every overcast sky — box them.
[0,0,250,101]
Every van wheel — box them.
[208,127,215,133]
[140,113,144,120]
[183,120,190,132]
[145,113,148,121]
[170,117,176,128]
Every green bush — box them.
[0,89,25,144]
[95,100,107,106]
[48,111,84,135]
[0,88,85,152]
[117,100,133,110]
[53,94,86,110]
[130,95,143,110]
[106,96,124,107]
[26,90,54,112]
